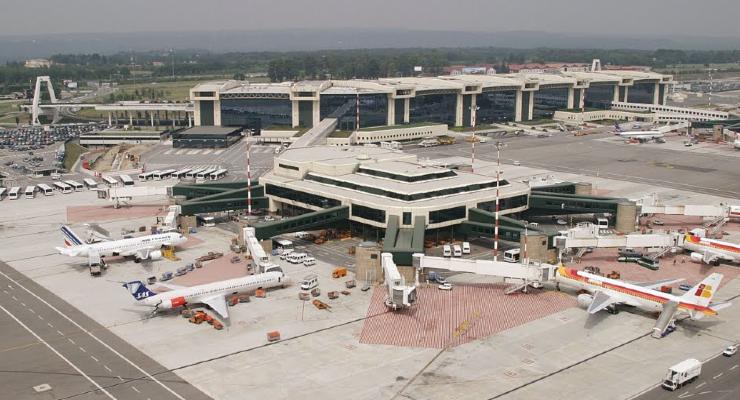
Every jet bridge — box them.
[381,253,417,310]
[554,222,676,250]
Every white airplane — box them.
[556,267,730,325]
[679,233,740,266]
[56,225,187,265]
[122,270,289,319]
[614,123,664,140]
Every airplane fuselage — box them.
[70,233,185,258]
[682,235,740,263]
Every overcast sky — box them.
[1,0,738,37]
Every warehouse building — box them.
[172,126,243,148]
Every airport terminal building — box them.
[190,70,673,130]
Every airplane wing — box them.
[156,282,186,291]
[201,295,229,320]
[632,278,684,290]
[587,291,619,314]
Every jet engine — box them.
[149,250,162,260]
[690,252,704,263]
[577,293,594,309]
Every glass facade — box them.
[352,204,386,223]
[357,166,457,182]
[402,212,412,225]
[359,94,388,128]
[533,87,568,119]
[265,184,341,209]
[321,94,357,131]
[584,84,615,109]
[305,173,510,202]
[429,206,466,224]
[477,91,517,123]
[410,93,457,125]
[628,82,656,104]
[199,101,214,126]
[395,99,405,125]
[476,194,529,212]
[220,99,292,129]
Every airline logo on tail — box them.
[694,283,713,299]
[123,281,157,300]
[61,225,84,247]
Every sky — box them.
[1,0,739,37]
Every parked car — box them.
[679,283,693,291]
[723,344,738,357]
[438,283,453,291]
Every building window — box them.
[429,206,466,224]
[352,204,386,223]
[279,163,299,171]
[402,212,412,225]
[265,184,340,209]
[370,254,378,259]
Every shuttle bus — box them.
[138,171,156,181]
[37,183,54,196]
[53,181,73,194]
[8,187,21,200]
[119,174,135,186]
[196,168,216,180]
[210,168,227,180]
[186,168,205,179]
[153,169,175,180]
[173,168,191,179]
[65,180,84,191]
[24,186,36,199]
[102,175,119,187]
[83,178,98,189]
[0,187,6,201]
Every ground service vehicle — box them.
[443,245,452,257]
[37,183,53,196]
[53,181,73,194]
[724,344,738,357]
[453,245,462,257]
[503,248,521,263]
[303,257,316,266]
[8,186,20,200]
[119,174,135,186]
[662,358,701,391]
[24,185,36,199]
[332,267,347,278]
[300,274,319,290]
[462,242,471,254]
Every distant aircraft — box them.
[679,233,740,265]
[122,270,289,319]
[556,267,730,322]
[614,123,664,140]
[56,225,187,265]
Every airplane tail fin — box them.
[61,225,84,248]
[122,281,158,301]
[681,273,723,308]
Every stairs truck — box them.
[662,358,701,391]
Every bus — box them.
[153,169,176,180]
[37,183,54,196]
[0,187,6,201]
[102,175,119,187]
[64,180,84,191]
[119,174,135,186]
[173,168,191,179]
[196,168,217,180]
[210,168,227,180]
[8,187,21,200]
[24,186,36,199]
[138,171,156,181]
[53,181,73,194]
[83,178,98,189]
[186,168,205,179]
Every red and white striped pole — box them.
[494,141,502,262]
[355,93,360,132]
[471,110,476,173]
[246,130,252,216]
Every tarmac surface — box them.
[0,261,211,400]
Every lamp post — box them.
[470,105,480,173]
[493,141,505,262]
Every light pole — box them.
[246,129,252,216]
[470,105,480,173]
[493,141,505,262]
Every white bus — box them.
[196,168,217,180]
[186,168,205,179]
[53,181,73,194]
[37,183,54,196]
[210,168,227,180]
[8,187,21,200]
[119,174,135,186]
[138,171,156,181]
[173,168,191,179]
[64,180,84,191]
[153,169,176,180]
[24,185,36,199]
[102,175,119,187]
[0,187,6,201]
[83,178,98,189]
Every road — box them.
[407,131,740,199]
[635,353,740,400]
[0,261,211,400]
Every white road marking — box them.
[68,338,75,345]
[0,305,117,400]
[91,355,99,362]
[730,364,738,370]
[698,391,711,395]
[131,386,140,393]
[175,149,186,155]
[57,330,64,336]
[678,392,692,399]
[38,315,44,320]
[28,308,34,313]
[117,375,124,382]
[79,346,86,353]
[11,295,17,300]
[104,365,112,373]
[164,149,174,155]
[696,382,706,389]
[2,290,7,294]
[214,150,225,155]
[47,322,53,328]
[202,149,213,155]
[20,302,25,307]
[0,270,186,400]
[713,372,723,379]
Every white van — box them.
[303,257,316,267]
[287,252,307,264]
[462,242,471,254]
[300,274,319,290]
[443,245,452,257]
[453,245,462,257]
[279,249,294,260]
[503,248,521,263]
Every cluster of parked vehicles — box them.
[0,123,102,151]
[442,242,471,257]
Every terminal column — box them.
[514,90,523,122]
[578,88,585,109]
[469,94,477,127]
[455,93,464,127]
[652,83,661,105]
[128,112,133,126]
[150,112,155,127]
[291,100,300,128]
[612,85,620,103]
[622,87,629,102]
[567,88,575,109]
[387,94,395,126]
[312,100,320,128]
[108,112,112,127]
[527,91,534,121]
[403,98,410,123]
